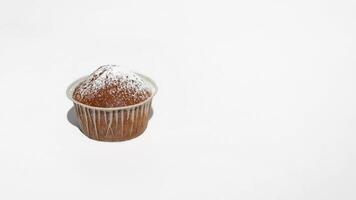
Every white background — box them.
[0,0,355,199]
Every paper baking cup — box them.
[66,73,157,142]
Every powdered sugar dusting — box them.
[73,65,151,107]
[79,65,149,96]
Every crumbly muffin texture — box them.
[73,65,151,107]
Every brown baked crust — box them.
[73,65,151,107]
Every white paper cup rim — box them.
[66,73,157,111]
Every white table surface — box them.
[0,0,355,199]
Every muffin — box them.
[67,65,157,141]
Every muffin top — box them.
[73,65,151,107]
